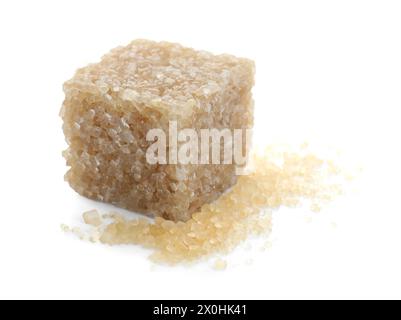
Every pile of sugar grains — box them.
[62,144,350,266]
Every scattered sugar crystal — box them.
[82,209,102,227]
[60,224,70,232]
[213,259,228,271]
[310,203,322,213]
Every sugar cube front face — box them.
[61,40,255,221]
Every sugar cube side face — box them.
[61,40,255,221]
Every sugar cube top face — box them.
[64,40,254,119]
[62,40,255,222]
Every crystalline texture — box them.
[61,40,255,221]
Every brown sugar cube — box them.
[61,39,255,221]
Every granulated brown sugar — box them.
[64,145,345,265]
[82,210,102,227]
[213,259,228,271]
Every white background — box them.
[0,0,400,300]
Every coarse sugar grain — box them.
[70,145,346,265]
[82,209,102,227]
[213,259,228,271]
